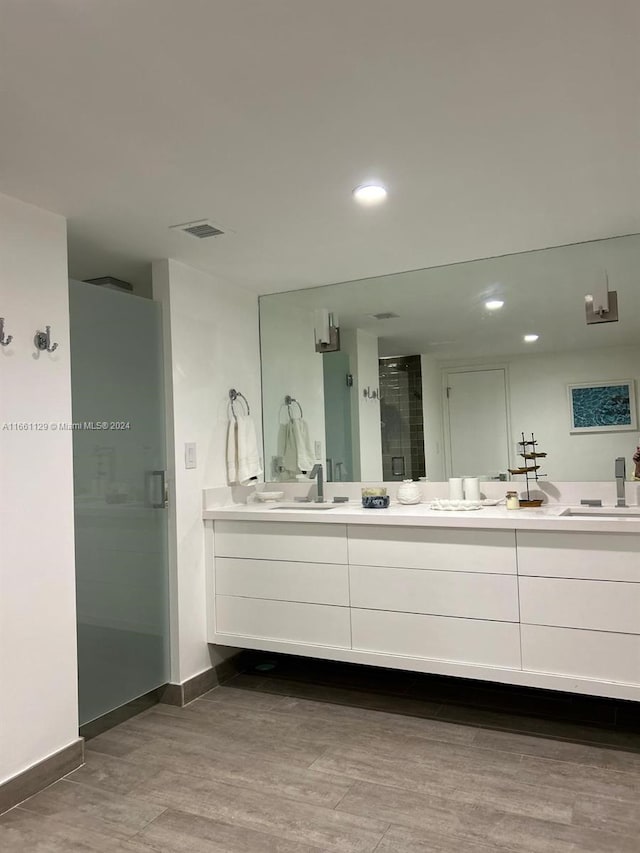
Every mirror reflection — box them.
[260,234,640,483]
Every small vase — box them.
[397,479,422,505]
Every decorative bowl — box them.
[255,491,285,502]
[362,495,391,509]
[430,499,483,511]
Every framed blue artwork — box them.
[568,380,637,433]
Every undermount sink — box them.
[561,507,640,518]
[267,503,337,511]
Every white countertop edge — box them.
[202,502,640,533]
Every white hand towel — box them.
[282,421,298,476]
[227,415,262,485]
[290,417,315,473]
[236,415,262,485]
[226,420,238,484]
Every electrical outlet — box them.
[314,441,322,458]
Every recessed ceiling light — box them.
[353,183,388,204]
[484,299,504,311]
[524,333,539,343]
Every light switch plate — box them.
[185,442,197,469]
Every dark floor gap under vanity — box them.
[229,650,640,751]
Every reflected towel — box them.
[283,417,315,473]
[227,415,262,485]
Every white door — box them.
[445,368,510,478]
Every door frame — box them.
[442,363,513,478]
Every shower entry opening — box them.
[379,354,426,481]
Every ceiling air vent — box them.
[84,276,133,292]
[370,312,399,320]
[170,219,224,239]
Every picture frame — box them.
[568,379,637,433]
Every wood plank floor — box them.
[2,680,640,852]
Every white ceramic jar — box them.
[397,479,422,504]
[506,490,521,510]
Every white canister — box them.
[397,479,422,504]
[448,478,464,500]
[463,477,481,501]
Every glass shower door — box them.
[69,280,169,726]
[322,351,353,481]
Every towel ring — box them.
[229,388,250,419]
[284,395,303,420]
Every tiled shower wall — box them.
[379,355,426,481]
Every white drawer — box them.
[348,526,516,574]
[214,520,347,564]
[215,596,351,648]
[351,609,521,669]
[517,531,640,581]
[215,557,349,606]
[522,624,640,685]
[350,565,519,622]
[519,576,640,635]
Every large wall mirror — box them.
[260,234,640,483]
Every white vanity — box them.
[203,500,640,703]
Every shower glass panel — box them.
[69,280,169,726]
[322,351,353,481]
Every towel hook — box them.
[229,388,250,419]
[34,325,58,353]
[0,317,13,347]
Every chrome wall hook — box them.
[34,325,58,353]
[0,317,13,346]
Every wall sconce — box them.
[585,273,618,325]
[314,309,340,353]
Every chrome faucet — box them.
[309,464,324,503]
[615,456,626,507]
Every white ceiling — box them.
[264,234,640,359]
[1,1,639,294]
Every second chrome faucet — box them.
[615,456,626,507]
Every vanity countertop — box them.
[203,501,640,533]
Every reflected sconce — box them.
[314,309,340,353]
[585,273,618,325]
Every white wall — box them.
[153,259,262,683]
[0,192,78,784]
[420,354,445,481]
[437,345,640,482]
[260,299,325,480]
[508,345,640,481]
